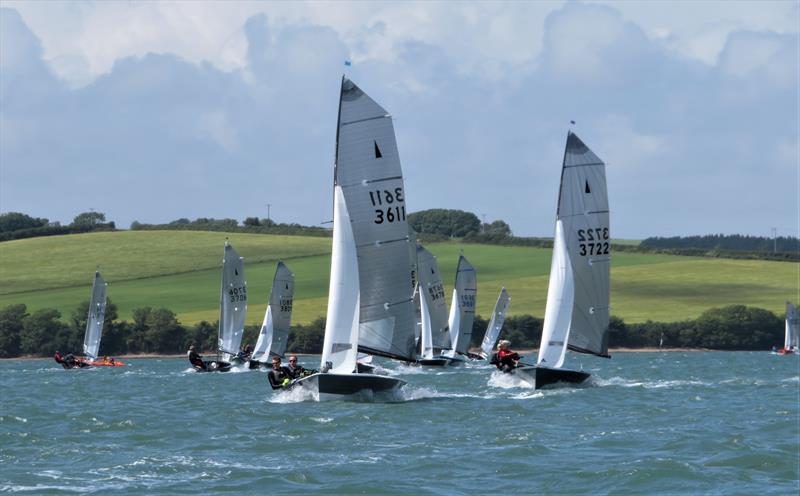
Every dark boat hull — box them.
[416,357,451,366]
[193,360,232,373]
[291,372,406,401]
[513,366,590,389]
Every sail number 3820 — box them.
[577,227,610,256]
[369,187,406,224]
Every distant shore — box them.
[0,347,723,361]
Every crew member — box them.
[268,356,292,389]
[496,340,520,373]
[187,345,206,370]
[286,355,314,379]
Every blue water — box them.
[1,352,798,494]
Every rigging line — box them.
[563,161,604,169]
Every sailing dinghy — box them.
[291,77,416,400]
[194,241,246,372]
[416,245,454,366]
[777,302,799,354]
[249,262,295,368]
[479,288,510,360]
[442,255,477,363]
[513,131,611,389]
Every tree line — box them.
[0,302,784,359]
[641,234,799,253]
[130,217,331,237]
[0,211,115,242]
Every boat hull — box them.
[513,365,590,389]
[291,372,406,401]
[416,357,451,366]
[88,361,125,367]
[193,360,232,373]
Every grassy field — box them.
[0,231,796,325]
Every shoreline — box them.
[0,347,722,361]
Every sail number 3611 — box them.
[577,227,610,256]
[369,187,406,224]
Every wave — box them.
[593,376,711,389]
[487,370,535,389]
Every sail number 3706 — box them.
[369,187,406,224]
[577,227,610,256]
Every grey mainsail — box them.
[335,77,416,362]
[82,271,107,361]
[218,241,247,361]
[417,245,451,355]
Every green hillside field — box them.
[0,231,796,325]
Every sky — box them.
[0,0,797,239]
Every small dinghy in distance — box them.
[56,271,125,368]
[776,302,799,355]
[291,77,416,400]
[249,262,294,369]
[513,131,611,389]
[416,245,455,366]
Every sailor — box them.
[54,351,65,365]
[286,355,315,379]
[268,356,292,389]
[187,345,206,370]
[496,340,520,373]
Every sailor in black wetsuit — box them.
[187,345,206,370]
[268,356,292,389]
[286,355,315,379]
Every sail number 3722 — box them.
[369,188,406,224]
[577,227,610,256]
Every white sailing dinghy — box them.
[292,77,416,400]
[416,245,454,366]
[442,255,477,363]
[479,288,510,360]
[514,131,611,389]
[249,261,295,368]
[777,302,799,354]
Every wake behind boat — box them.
[289,77,414,400]
[510,130,611,389]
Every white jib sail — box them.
[218,242,247,361]
[82,271,107,360]
[319,185,360,373]
[480,288,510,359]
[444,288,460,358]
[537,220,575,369]
[419,280,435,359]
[252,262,294,361]
[785,301,799,350]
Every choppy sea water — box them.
[1,352,798,494]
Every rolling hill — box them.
[0,231,795,325]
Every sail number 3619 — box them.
[577,227,610,256]
[369,187,406,224]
